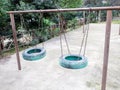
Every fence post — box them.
[101,10,112,90]
[10,13,21,70]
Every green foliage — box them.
[0,0,12,36]
[84,0,102,7]
[67,19,78,29]
[62,12,77,20]
[0,0,83,51]
[59,0,83,8]
[16,1,35,10]
[33,0,57,9]
[0,0,83,36]
[22,0,33,3]
[89,11,97,23]
[43,18,55,26]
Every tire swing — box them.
[22,13,46,61]
[59,12,90,69]
[22,47,46,61]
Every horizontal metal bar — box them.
[8,6,120,14]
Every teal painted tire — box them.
[22,47,46,61]
[59,54,88,69]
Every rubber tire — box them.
[59,54,88,69]
[22,47,46,61]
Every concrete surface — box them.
[0,24,120,90]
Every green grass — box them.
[0,45,29,58]
[112,20,120,24]
[94,20,120,24]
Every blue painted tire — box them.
[59,54,88,69]
[22,47,46,61]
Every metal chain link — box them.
[83,11,91,56]
[78,11,90,56]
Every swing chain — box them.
[20,14,27,30]
[78,10,91,56]
[58,14,64,56]
[58,14,71,56]
[38,12,45,48]
[83,11,91,56]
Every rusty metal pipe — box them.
[8,6,120,14]
[10,14,21,70]
[101,10,112,90]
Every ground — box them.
[0,23,120,90]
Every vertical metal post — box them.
[10,13,21,70]
[101,10,112,90]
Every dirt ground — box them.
[0,23,120,90]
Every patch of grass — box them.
[108,82,119,89]
[0,45,29,58]
[97,20,120,24]
[86,81,101,89]
[86,81,95,87]
[112,20,120,24]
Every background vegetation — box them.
[0,0,120,57]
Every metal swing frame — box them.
[8,6,120,90]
